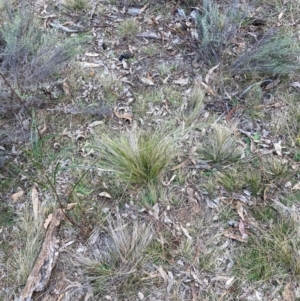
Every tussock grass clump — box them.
[232,30,300,75]
[234,217,300,282]
[198,124,243,164]
[196,0,244,65]
[117,19,139,39]
[96,128,177,186]
[80,210,158,298]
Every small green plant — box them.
[216,168,244,192]
[234,217,300,282]
[244,170,263,196]
[232,30,300,75]
[262,156,289,180]
[117,19,139,39]
[198,124,243,164]
[95,128,177,186]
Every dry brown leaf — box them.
[43,213,53,229]
[113,107,133,123]
[88,120,105,128]
[156,265,167,281]
[62,81,70,95]
[171,158,190,170]
[99,191,112,198]
[31,186,40,222]
[292,182,300,190]
[239,219,245,236]
[223,229,247,243]
[205,64,219,84]
[85,52,100,57]
[39,124,47,134]
[66,203,76,210]
[274,141,282,156]
[140,76,155,86]
[173,77,189,86]
[80,62,101,68]
[136,31,161,39]
[180,225,192,240]
[283,282,295,301]
[10,190,24,202]
[265,78,281,90]
[236,202,245,220]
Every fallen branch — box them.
[18,209,65,301]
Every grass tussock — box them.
[198,124,243,164]
[80,209,159,298]
[96,128,177,186]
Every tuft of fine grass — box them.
[232,30,300,76]
[117,19,139,39]
[95,128,177,186]
[79,210,159,298]
[198,124,243,164]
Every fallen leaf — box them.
[223,229,247,243]
[156,265,167,281]
[136,31,161,39]
[80,62,101,68]
[235,202,245,220]
[278,11,284,20]
[274,140,282,156]
[180,225,192,240]
[39,124,47,134]
[292,182,300,190]
[239,219,245,236]
[43,213,53,229]
[31,186,40,222]
[140,76,155,86]
[205,64,219,84]
[283,282,295,301]
[113,107,133,123]
[66,203,76,210]
[99,192,112,198]
[10,190,24,202]
[171,159,190,170]
[225,276,235,289]
[88,120,105,128]
[85,52,100,57]
[173,77,189,86]
[265,78,281,90]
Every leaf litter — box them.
[1,0,300,300]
